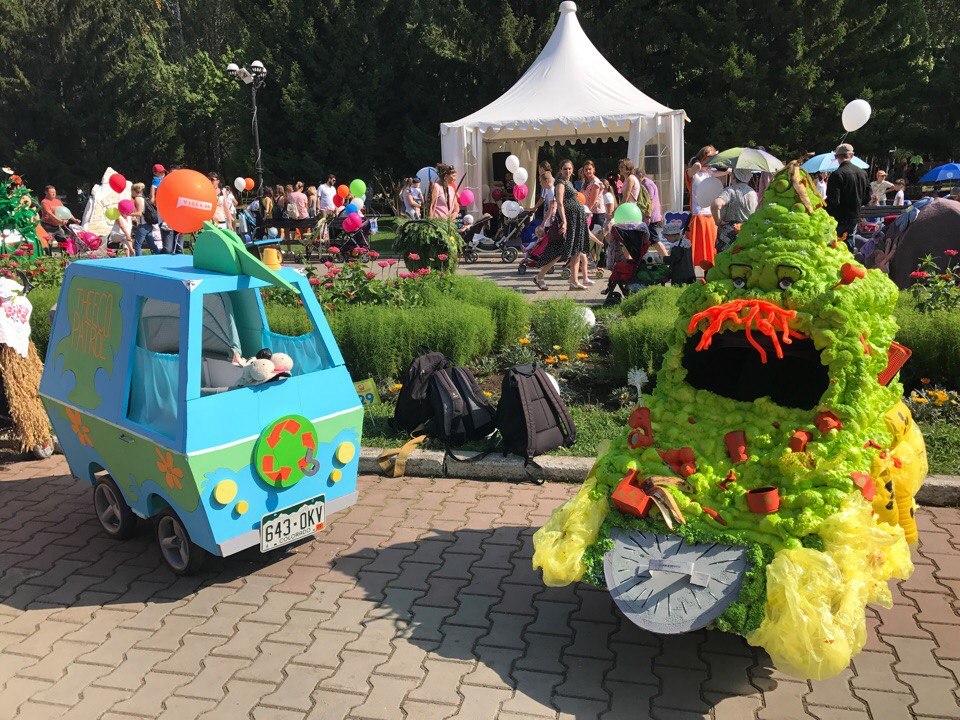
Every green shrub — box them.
[444,275,529,349]
[609,306,676,377]
[264,303,313,337]
[27,285,61,361]
[619,285,684,317]
[328,300,495,380]
[918,420,960,475]
[894,296,960,389]
[393,218,461,273]
[530,299,590,356]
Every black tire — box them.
[501,247,518,263]
[155,509,208,575]
[517,263,528,275]
[604,291,623,306]
[464,250,479,264]
[93,477,138,540]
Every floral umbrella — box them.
[706,148,784,173]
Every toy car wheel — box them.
[501,247,518,263]
[517,263,528,275]
[156,510,207,575]
[93,477,137,540]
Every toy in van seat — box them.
[39,222,363,574]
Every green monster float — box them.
[533,163,927,681]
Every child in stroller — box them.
[326,212,371,262]
[601,222,671,304]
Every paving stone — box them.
[478,612,532,650]
[886,634,953,678]
[304,689,364,720]
[514,633,567,674]
[702,651,759,696]
[317,650,381,695]
[96,648,171,690]
[434,623,486,662]
[407,658,471,705]
[18,639,97,680]
[261,665,335,712]
[31,661,112,706]
[708,692,763,720]
[806,707,870,720]
[155,633,226,675]
[111,670,193,716]
[176,656,249,701]
[557,654,613,701]
[602,679,657,720]
[899,674,960,717]
[755,678,812,720]
[44,685,132,720]
[195,679,275,720]
[2,677,54,718]
[804,667,868,711]
[236,640,303,682]
[876,601,932,639]
[854,690,919,720]
[373,640,434,680]
[446,593,499,628]
[500,670,561,717]
[461,645,520,691]
[297,629,361,669]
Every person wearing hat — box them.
[870,169,894,206]
[826,143,868,251]
[150,163,166,202]
[711,168,758,253]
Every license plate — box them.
[260,496,325,552]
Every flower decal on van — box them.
[155,447,184,490]
[65,407,93,447]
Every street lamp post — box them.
[226,60,268,192]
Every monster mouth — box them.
[682,330,829,410]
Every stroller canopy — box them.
[440,2,686,216]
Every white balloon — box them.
[505,155,520,173]
[234,177,246,192]
[513,167,528,186]
[417,166,439,187]
[354,196,365,209]
[501,201,522,219]
[842,99,872,132]
[576,306,596,328]
[462,214,474,225]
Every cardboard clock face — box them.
[254,414,320,488]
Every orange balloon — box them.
[576,192,586,204]
[337,184,349,198]
[244,177,255,191]
[156,169,217,233]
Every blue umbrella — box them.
[919,163,960,182]
[802,153,870,174]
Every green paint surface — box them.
[54,276,124,410]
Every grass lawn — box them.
[918,421,960,475]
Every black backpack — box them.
[142,197,160,225]
[427,365,496,445]
[390,349,449,433]
[497,363,576,459]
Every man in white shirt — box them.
[318,174,338,212]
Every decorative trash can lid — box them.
[603,529,748,634]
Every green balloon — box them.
[349,179,366,198]
[105,207,120,221]
[613,202,644,224]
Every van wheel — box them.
[156,510,207,575]
[94,477,137,540]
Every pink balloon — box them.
[513,184,528,201]
[458,189,474,206]
[343,212,362,233]
[118,199,136,215]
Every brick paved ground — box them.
[0,457,958,719]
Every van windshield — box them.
[199,288,332,396]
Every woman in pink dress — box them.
[429,164,460,221]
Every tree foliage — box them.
[0,0,954,189]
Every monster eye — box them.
[729,264,751,289]
[733,277,747,289]
[776,265,803,291]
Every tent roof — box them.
[441,1,679,140]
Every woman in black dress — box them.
[534,159,589,290]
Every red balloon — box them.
[337,184,349,198]
[333,194,344,208]
[492,189,503,201]
[109,173,126,193]
[155,169,217,233]
[244,177,255,191]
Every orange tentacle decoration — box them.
[687,299,799,364]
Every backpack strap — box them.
[377,434,427,478]
[532,366,577,447]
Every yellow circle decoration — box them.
[213,479,238,505]
[335,442,356,464]
[235,500,249,515]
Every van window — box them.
[127,298,181,438]
[200,288,332,396]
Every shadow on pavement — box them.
[341,524,776,718]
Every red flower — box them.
[387,259,397,266]
[399,272,410,279]
[365,271,376,279]
[910,271,929,279]
[437,253,448,261]
[408,253,420,261]
[945,249,958,257]
[324,260,333,268]
[13,250,25,257]
[309,277,320,285]
[367,250,380,259]
[419,268,431,276]
[377,260,388,268]
[328,246,340,254]
[325,282,333,288]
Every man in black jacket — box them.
[825,143,868,251]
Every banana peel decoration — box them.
[640,476,687,530]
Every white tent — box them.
[441,1,686,214]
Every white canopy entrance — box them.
[440,1,686,214]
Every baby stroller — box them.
[517,224,553,275]
[60,223,102,256]
[326,215,371,263]
[601,224,653,304]
[463,210,530,264]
